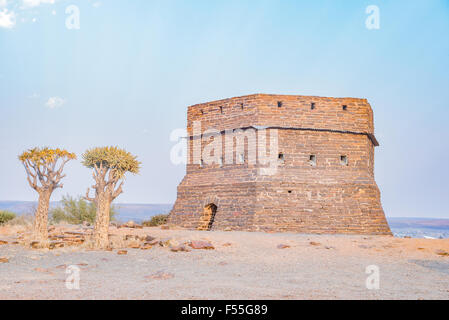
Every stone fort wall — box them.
[168,94,391,235]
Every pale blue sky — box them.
[1,0,448,218]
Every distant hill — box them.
[114,203,173,222]
[386,217,449,239]
[0,201,172,223]
[0,201,38,214]
[387,217,449,229]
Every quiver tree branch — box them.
[84,188,96,202]
[112,180,124,201]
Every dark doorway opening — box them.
[198,203,217,231]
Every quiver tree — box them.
[82,146,140,249]
[19,148,76,242]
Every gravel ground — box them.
[0,227,448,300]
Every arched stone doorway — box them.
[197,203,217,231]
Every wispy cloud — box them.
[45,96,65,109]
[21,0,55,9]
[0,8,15,28]
[1,0,61,28]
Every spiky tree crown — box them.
[82,146,140,179]
[19,147,76,163]
[18,147,76,192]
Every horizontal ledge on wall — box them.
[183,126,380,147]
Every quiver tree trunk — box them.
[93,194,111,249]
[85,167,124,249]
[34,189,52,242]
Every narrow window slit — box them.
[278,153,285,163]
[309,155,316,166]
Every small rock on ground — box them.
[189,240,214,250]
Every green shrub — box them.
[5,214,33,226]
[0,210,17,225]
[50,195,117,224]
[142,214,168,227]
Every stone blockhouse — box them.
[168,94,391,235]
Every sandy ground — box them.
[0,226,448,300]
